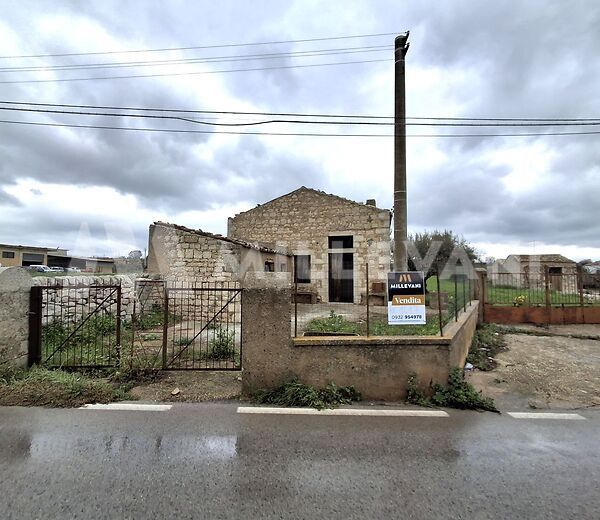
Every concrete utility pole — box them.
[393,32,409,272]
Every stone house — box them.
[227,187,391,304]
[489,254,577,290]
[147,221,292,283]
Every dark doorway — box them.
[329,252,354,302]
[548,266,563,291]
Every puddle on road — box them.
[0,432,237,462]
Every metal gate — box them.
[29,279,242,371]
[29,282,122,369]
[162,282,242,370]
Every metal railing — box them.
[485,269,600,307]
[292,265,476,338]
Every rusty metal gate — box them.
[29,279,242,371]
[29,282,122,369]
[162,282,242,370]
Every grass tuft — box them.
[0,366,134,408]
[254,379,361,410]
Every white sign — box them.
[387,271,426,325]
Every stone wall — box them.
[229,187,391,304]
[0,267,32,367]
[147,222,291,284]
[241,273,479,401]
[31,275,136,325]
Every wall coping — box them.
[293,301,479,349]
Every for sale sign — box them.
[387,272,426,325]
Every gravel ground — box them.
[469,325,600,410]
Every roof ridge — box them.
[232,186,390,218]
[153,221,291,256]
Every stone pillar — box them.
[241,272,293,396]
[0,267,33,368]
[474,268,487,323]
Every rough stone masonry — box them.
[228,187,391,304]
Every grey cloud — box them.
[1,0,599,256]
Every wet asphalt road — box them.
[0,403,599,519]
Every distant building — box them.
[0,242,114,273]
[488,254,577,290]
[0,243,68,267]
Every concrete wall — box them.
[0,267,32,368]
[242,273,479,401]
[229,187,391,304]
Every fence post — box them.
[454,274,458,321]
[162,286,169,369]
[115,284,122,367]
[436,268,443,336]
[293,255,298,338]
[28,286,43,367]
[462,276,466,312]
[544,266,551,323]
[577,267,585,307]
[365,263,370,337]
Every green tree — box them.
[406,229,479,287]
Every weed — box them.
[431,368,498,412]
[305,311,360,334]
[406,368,498,412]
[406,374,432,407]
[255,379,361,410]
[206,328,235,360]
[466,324,507,371]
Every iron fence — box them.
[162,281,242,370]
[291,265,476,338]
[30,279,243,371]
[485,270,600,307]
[29,280,122,369]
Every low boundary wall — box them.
[241,274,479,401]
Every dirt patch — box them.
[469,328,600,410]
[129,370,242,402]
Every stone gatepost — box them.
[241,272,293,396]
[474,268,487,323]
[0,267,33,368]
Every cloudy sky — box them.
[0,0,598,261]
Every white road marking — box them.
[79,403,172,411]
[507,412,586,420]
[237,406,449,417]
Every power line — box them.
[0,31,402,59]
[0,100,394,119]
[0,58,390,84]
[2,100,598,123]
[1,118,599,137]
[3,106,600,128]
[0,45,393,72]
